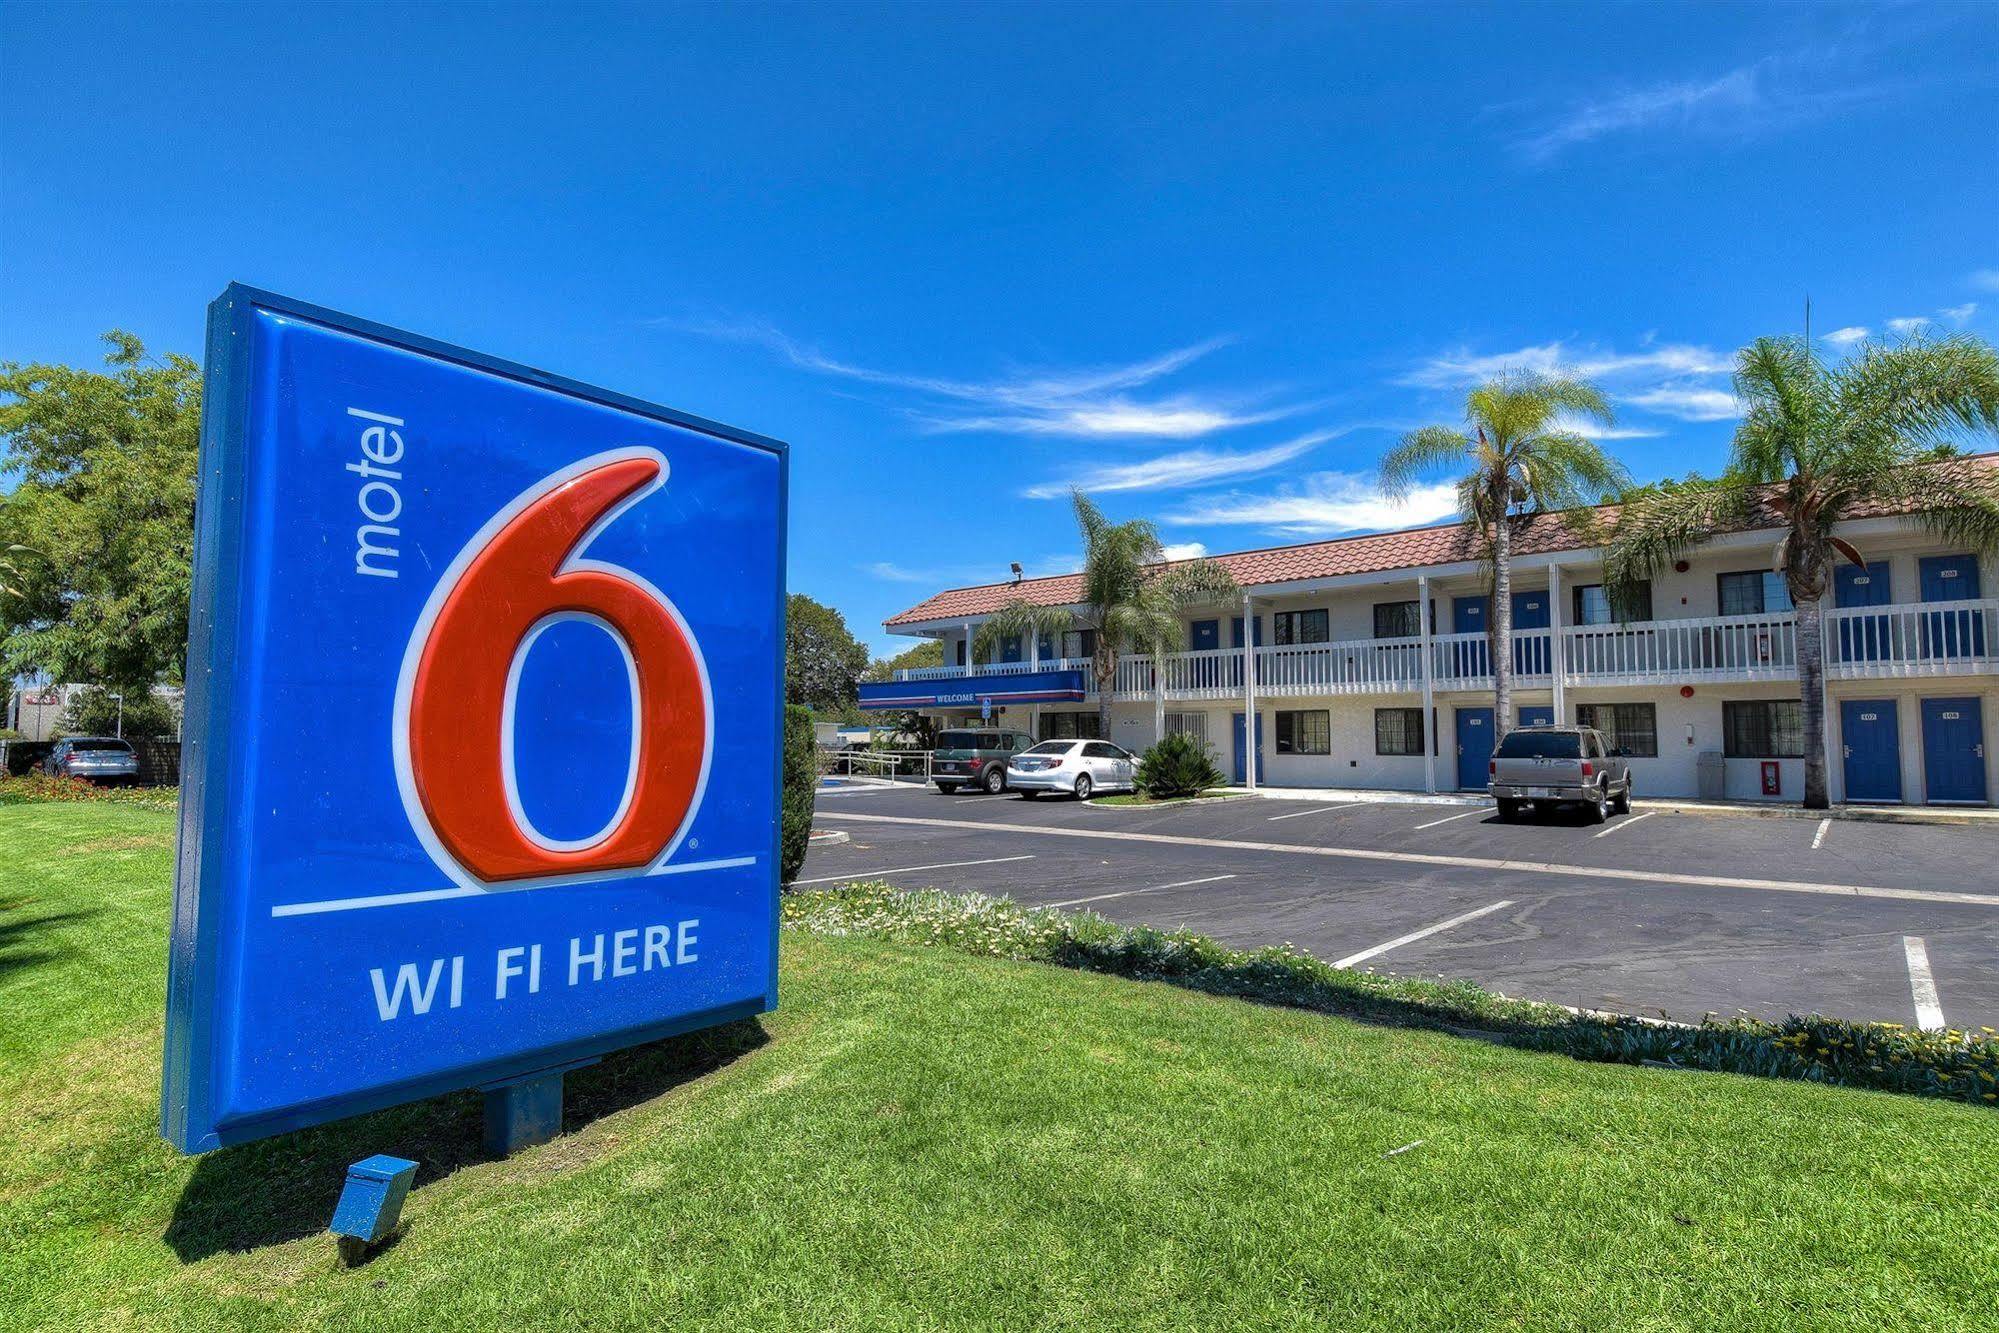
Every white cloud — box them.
[1822,326,1870,346]
[1887,316,1930,335]
[1938,303,1978,326]
[661,316,1289,440]
[1620,386,1740,421]
[1548,411,1663,441]
[1401,340,1730,390]
[1019,430,1332,500]
[1159,542,1208,561]
[866,553,1081,587]
[1969,270,1999,293]
[1501,49,1895,164]
[1167,474,1460,537]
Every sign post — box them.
[162,286,787,1155]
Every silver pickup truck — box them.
[1489,725,1633,824]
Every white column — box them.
[1029,629,1040,670]
[1241,591,1259,791]
[963,619,974,676]
[1549,563,1566,724]
[1419,574,1436,794]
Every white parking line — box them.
[1592,810,1657,838]
[1412,809,1480,830]
[1903,936,1946,1031]
[1266,803,1364,821]
[1812,819,1831,850]
[1045,874,1237,909]
[1334,899,1514,969]
[790,854,1035,886]
[815,811,1999,907]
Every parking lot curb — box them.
[807,828,852,846]
[1633,800,1998,827]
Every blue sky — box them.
[4,1,1995,656]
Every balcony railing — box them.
[894,599,1998,699]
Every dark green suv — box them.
[933,728,1036,794]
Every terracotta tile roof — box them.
[883,453,1999,627]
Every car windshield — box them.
[69,739,133,752]
[1496,731,1581,759]
[1023,742,1073,755]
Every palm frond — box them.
[1603,476,1757,602]
[972,599,1074,660]
[1379,426,1468,501]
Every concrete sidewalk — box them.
[1227,783,1999,826]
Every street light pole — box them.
[110,693,124,739]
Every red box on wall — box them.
[1761,761,1781,796]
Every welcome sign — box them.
[163,286,786,1152]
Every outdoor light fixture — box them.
[1010,562,1023,582]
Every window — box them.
[1496,730,1581,759]
[955,639,967,666]
[1718,570,1792,616]
[1724,700,1804,757]
[1575,702,1658,756]
[1276,709,1331,755]
[1164,712,1208,745]
[1373,600,1427,639]
[1041,712,1102,741]
[1083,741,1123,760]
[1272,609,1330,645]
[1058,629,1098,660]
[1573,582,1652,625]
[1374,707,1424,756]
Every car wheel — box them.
[1612,776,1632,814]
[936,783,961,794]
[1586,786,1609,824]
[1073,773,1094,801]
[1018,790,1038,801]
[983,764,1006,795]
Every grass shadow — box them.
[164,1016,769,1261]
[0,903,99,981]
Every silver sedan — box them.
[1005,739,1137,800]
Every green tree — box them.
[976,491,1238,738]
[1607,333,1999,808]
[0,333,200,686]
[785,593,869,714]
[1382,373,1627,735]
[60,685,180,739]
[861,639,942,682]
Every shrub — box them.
[60,685,181,739]
[779,703,815,886]
[1135,731,1223,799]
[0,773,178,809]
[783,883,1999,1108]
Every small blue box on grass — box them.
[332,1155,418,1253]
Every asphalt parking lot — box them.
[803,780,1999,1029]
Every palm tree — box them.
[1381,373,1627,735]
[1606,333,1999,808]
[976,490,1238,740]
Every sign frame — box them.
[163,284,788,1152]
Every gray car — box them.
[43,736,140,784]
[1488,725,1632,824]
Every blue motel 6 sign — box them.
[162,286,786,1152]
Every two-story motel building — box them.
[860,460,1999,806]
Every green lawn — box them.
[3,803,1995,1331]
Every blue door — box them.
[1512,589,1551,675]
[1232,712,1264,785]
[1000,634,1024,663]
[1518,705,1554,727]
[1227,615,1262,688]
[1451,595,1489,680]
[1455,707,1495,790]
[1922,698,1987,804]
[1834,561,1892,663]
[1920,555,1984,659]
[1840,699,1901,802]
